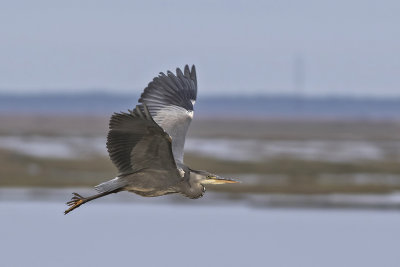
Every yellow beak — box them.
[202,176,241,185]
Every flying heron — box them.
[65,65,239,214]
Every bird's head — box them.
[190,169,240,185]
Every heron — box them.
[65,65,239,214]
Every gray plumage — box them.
[139,65,197,164]
[65,65,238,215]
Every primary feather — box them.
[139,65,197,164]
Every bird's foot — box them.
[64,193,86,215]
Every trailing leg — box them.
[64,189,120,215]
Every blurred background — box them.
[1,1,400,266]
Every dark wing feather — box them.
[107,105,177,175]
[140,65,197,112]
[138,65,197,164]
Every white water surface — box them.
[1,135,399,162]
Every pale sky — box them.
[0,0,399,97]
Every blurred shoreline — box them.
[1,113,399,208]
[1,113,400,138]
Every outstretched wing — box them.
[138,65,197,164]
[107,105,178,176]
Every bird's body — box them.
[65,65,238,214]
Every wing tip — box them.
[138,64,198,109]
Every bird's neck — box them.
[179,177,204,199]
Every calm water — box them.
[1,196,400,267]
[1,93,400,119]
